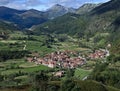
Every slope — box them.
[0,6,48,29]
[45,4,76,19]
[0,20,19,39]
[32,0,120,49]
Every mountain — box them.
[90,0,120,54]
[92,0,120,14]
[0,20,18,32]
[31,1,120,89]
[76,3,100,14]
[0,20,19,39]
[0,6,48,29]
[0,6,26,17]
[0,5,76,29]
[32,13,87,35]
[0,0,120,90]
[46,4,76,19]
[32,0,120,51]
[16,9,48,28]
[19,9,46,18]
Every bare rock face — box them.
[46,4,76,19]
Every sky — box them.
[0,0,110,11]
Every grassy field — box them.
[1,64,50,75]
[0,85,30,91]
[52,42,91,52]
[74,68,92,80]
[0,58,50,87]
[0,32,93,88]
[19,62,38,68]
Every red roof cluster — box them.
[27,50,86,68]
[88,49,109,59]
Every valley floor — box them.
[0,32,119,91]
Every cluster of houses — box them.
[88,49,110,59]
[27,51,86,69]
[26,49,110,77]
[27,49,110,69]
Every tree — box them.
[61,78,81,91]
[61,79,75,91]
[31,71,49,91]
[66,69,75,78]
[0,75,4,81]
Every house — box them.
[54,71,64,77]
[26,57,33,62]
[26,50,86,69]
[88,49,110,59]
[48,61,56,68]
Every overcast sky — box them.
[0,0,110,11]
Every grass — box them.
[107,86,120,91]
[25,41,54,56]
[14,75,28,80]
[1,65,50,75]
[0,59,26,69]
[0,40,17,43]
[81,61,96,70]
[108,61,120,70]
[0,59,50,76]
[74,68,92,80]
[0,85,30,91]
[10,31,28,38]
[0,40,24,51]
[0,63,6,67]
[1,32,91,55]
[22,65,50,72]
[0,88,29,91]
[19,62,38,68]
[52,42,91,52]
[0,32,95,88]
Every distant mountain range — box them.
[32,0,120,54]
[0,3,99,29]
[33,0,120,35]
[0,6,48,29]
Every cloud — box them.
[0,0,17,5]
[25,0,42,6]
[0,0,42,10]
[6,3,26,10]
[39,0,82,8]
[40,0,110,9]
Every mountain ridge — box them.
[76,3,101,14]
[0,3,99,29]
[45,4,76,19]
[32,0,120,52]
[0,6,48,29]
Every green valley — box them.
[0,0,120,91]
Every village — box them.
[27,49,110,69]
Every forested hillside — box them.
[0,20,19,39]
